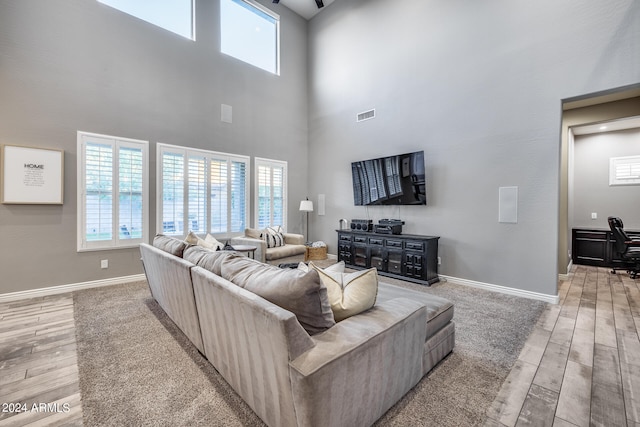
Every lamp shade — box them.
[299,200,314,212]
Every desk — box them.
[232,244,257,259]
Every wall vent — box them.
[357,109,376,122]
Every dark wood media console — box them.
[572,227,640,268]
[337,230,439,285]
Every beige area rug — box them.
[73,278,546,426]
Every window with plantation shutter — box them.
[77,131,149,251]
[255,158,287,230]
[610,155,640,186]
[157,144,249,237]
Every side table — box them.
[231,244,257,259]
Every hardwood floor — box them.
[1,265,638,426]
[486,265,640,427]
[0,293,82,426]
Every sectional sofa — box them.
[140,235,455,427]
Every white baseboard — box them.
[558,261,573,282]
[0,274,147,303]
[327,253,338,260]
[439,274,560,305]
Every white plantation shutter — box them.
[78,132,148,251]
[230,160,247,232]
[210,158,228,233]
[257,165,271,229]
[157,144,249,237]
[255,158,287,230]
[610,156,640,186]
[118,145,144,239]
[188,155,207,233]
[85,141,113,242]
[161,151,184,235]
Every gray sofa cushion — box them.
[220,256,335,335]
[184,245,242,276]
[376,282,454,340]
[153,234,187,257]
[265,244,306,261]
[183,245,211,265]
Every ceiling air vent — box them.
[357,109,376,122]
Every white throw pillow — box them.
[204,234,224,251]
[185,231,224,251]
[298,261,344,273]
[310,261,378,321]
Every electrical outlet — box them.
[591,212,597,220]
[101,259,108,269]
[437,257,442,265]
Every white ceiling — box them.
[272,0,336,20]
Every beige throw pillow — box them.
[310,261,378,321]
[185,231,224,251]
[204,234,224,250]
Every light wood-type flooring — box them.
[486,265,640,427]
[0,293,82,426]
[1,265,638,426]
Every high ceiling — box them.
[272,0,337,20]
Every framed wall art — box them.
[1,144,64,204]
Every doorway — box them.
[559,84,640,278]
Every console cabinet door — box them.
[404,252,425,280]
[338,233,353,264]
[386,249,403,275]
[369,237,385,270]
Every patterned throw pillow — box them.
[262,226,285,248]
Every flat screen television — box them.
[351,151,426,206]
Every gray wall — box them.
[307,0,640,296]
[573,128,640,229]
[0,0,308,294]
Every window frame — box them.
[220,0,280,75]
[77,131,149,252]
[254,157,288,230]
[156,143,250,238]
[610,155,640,186]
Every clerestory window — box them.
[221,0,280,75]
[97,0,195,40]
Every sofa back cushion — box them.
[220,256,335,335]
[184,245,240,276]
[153,234,187,257]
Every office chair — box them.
[608,216,640,279]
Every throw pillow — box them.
[262,226,285,249]
[245,228,262,239]
[299,261,345,274]
[221,256,335,335]
[153,234,187,257]
[310,262,378,322]
[204,234,224,251]
[185,231,224,251]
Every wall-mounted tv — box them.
[351,151,426,206]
